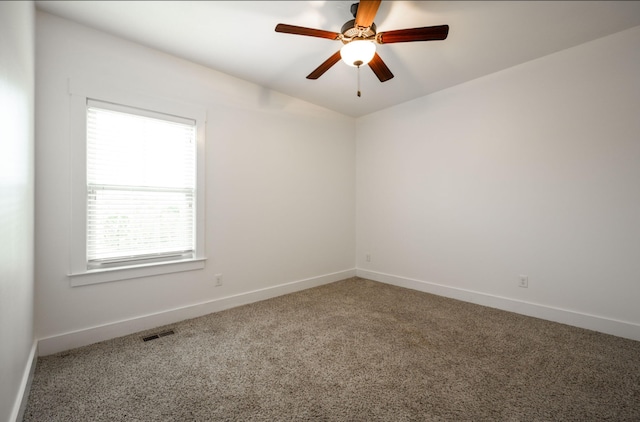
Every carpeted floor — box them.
[23,277,640,421]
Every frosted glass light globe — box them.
[340,40,376,67]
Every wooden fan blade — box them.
[307,51,342,80]
[377,25,449,44]
[355,0,381,28]
[275,23,340,40]
[368,53,394,82]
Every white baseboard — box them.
[38,269,356,356]
[357,269,640,342]
[11,340,38,422]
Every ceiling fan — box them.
[275,0,449,93]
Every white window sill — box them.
[68,258,207,287]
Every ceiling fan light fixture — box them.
[340,39,376,67]
[276,0,448,82]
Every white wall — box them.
[34,8,640,358]
[356,26,640,340]
[0,2,36,421]
[35,11,356,355]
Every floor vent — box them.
[142,329,175,342]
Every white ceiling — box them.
[35,1,640,117]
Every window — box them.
[86,100,196,269]
[69,80,206,286]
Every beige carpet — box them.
[23,277,640,421]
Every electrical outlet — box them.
[518,275,528,288]
[215,274,223,286]
[365,253,371,262]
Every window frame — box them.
[68,79,206,287]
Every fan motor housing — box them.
[341,19,376,42]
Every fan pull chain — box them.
[355,61,363,97]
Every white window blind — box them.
[86,99,197,269]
